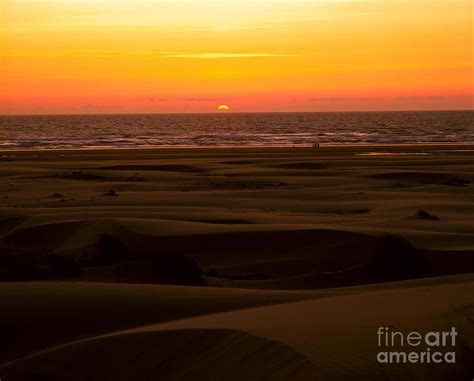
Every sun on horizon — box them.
[217,104,230,111]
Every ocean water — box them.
[0,110,472,150]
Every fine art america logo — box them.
[377,326,458,364]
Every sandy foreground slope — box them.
[1,276,473,380]
[0,145,473,379]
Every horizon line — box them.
[1,108,473,117]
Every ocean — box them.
[0,110,472,150]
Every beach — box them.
[1,144,473,380]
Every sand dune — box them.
[2,277,473,380]
[1,146,473,287]
[0,281,328,364]
[2,219,472,287]
[0,145,473,379]
[132,281,474,380]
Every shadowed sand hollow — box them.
[0,329,317,381]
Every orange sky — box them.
[1,0,473,114]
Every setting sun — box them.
[217,104,230,111]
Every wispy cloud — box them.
[393,96,446,101]
[309,95,472,102]
[309,97,349,102]
[139,97,169,102]
[0,50,180,58]
[180,98,217,101]
[163,53,297,59]
[163,24,290,33]
[270,11,389,24]
[1,51,296,59]
[309,97,376,102]
[393,95,473,101]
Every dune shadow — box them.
[0,329,317,381]
[99,165,205,173]
[219,160,259,165]
[270,162,327,170]
[190,219,253,225]
[370,172,471,186]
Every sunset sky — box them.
[1,0,473,114]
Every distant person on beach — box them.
[313,136,320,149]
